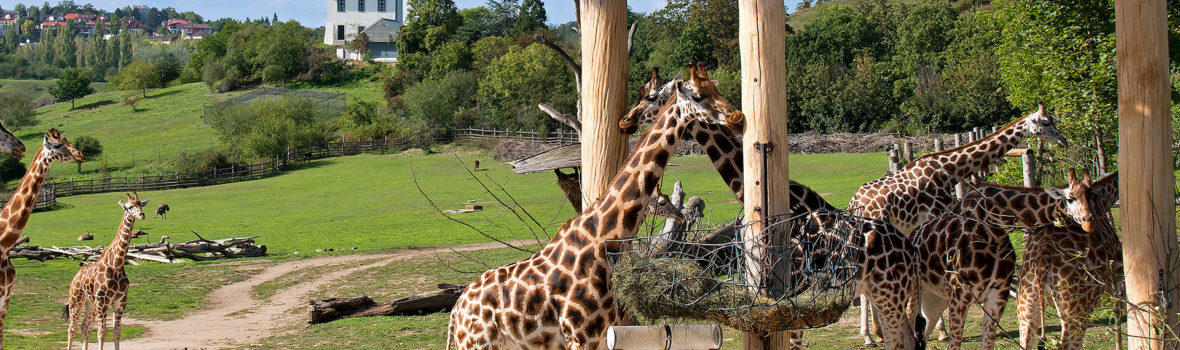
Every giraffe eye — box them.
[646,95,657,102]
[692,94,703,102]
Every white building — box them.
[324,0,403,63]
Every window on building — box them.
[336,0,345,12]
[336,25,345,40]
[358,25,365,34]
[358,0,365,12]
[378,0,386,12]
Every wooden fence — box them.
[0,187,57,211]
[453,128,579,144]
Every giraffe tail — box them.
[61,303,69,320]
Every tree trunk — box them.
[1115,0,1178,347]
[739,0,791,347]
[577,0,629,208]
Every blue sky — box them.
[1,1,801,28]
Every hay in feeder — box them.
[611,211,864,334]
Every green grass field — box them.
[0,79,114,106]
[6,79,385,181]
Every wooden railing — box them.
[453,128,579,144]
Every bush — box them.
[176,149,245,173]
[205,96,328,159]
[71,135,103,173]
[404,70,478,129]
[0,90,37,130]
[0,154,25,184]
[346,99,382,126]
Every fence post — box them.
[902,140,912,163]
[954,133,964,199]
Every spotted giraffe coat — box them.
[1017,172,1121,350]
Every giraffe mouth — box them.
[725,111,745,130]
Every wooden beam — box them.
[1116,0,1177,348]
[738,0,790,347]
[577,0,629,207]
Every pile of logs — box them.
[8,233,266,264]
[309,283,466,324]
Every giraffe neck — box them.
[970,184,1063,227]
[573,107,687,251]
[1089,172,1119,212]
[915,118,1031,181]
[98,212,137,270]
[0,149,53,249]
[688,122,744,202]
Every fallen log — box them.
[309,283,467,324]
[8,234,266,263]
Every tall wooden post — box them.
[738,0,791,347]
[1116,0,1177,348]
[578,0,629,207]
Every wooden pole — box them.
[1117,0,1177,348]
[739,0,791,347]
[578,0,629,208]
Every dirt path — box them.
[107,241,514,350]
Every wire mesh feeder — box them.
[608,209,867,334]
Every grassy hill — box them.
[0,79,113,107]
[10,80,384,181]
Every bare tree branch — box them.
[627,21,638,55]
[410,163,533,253]
[535,33,581,92]
[539,103,581,133]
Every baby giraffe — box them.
[66,193,149,350]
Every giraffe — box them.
[0,129,83,346]
[447,64,742,350]
[910,170,1097,350]
[1017,171,1121,350]
[66,193,148,350]
[848,105,1068,235]
[620,69,925,349]
[848,106,1067,344]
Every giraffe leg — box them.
[943,287,970,350]
[936,315,949,341]
[112,295,127,350]
[67,292,86,350]
[786,330,803,349]
[97,307,107,350]
[1017,275,1044,350]
[0,289,9,349]
[859,294,877,345]
[979,287,1009,350]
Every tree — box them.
[0,91,37,131]
[668,22,717,69]
[405,70,478,129]
[399,0,462,54]
[119,60,161,98]
[272,12,278,23]
[71,135,102,173]
[50,68,95,109]
[485,0,518,37]
[0,154,26,190]
[346,32,372,58]
[477,44,575,130]
[514,0,546,35]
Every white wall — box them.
[323,0,402,45]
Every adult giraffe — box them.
[0,129,83,346]
[447,65,742,349]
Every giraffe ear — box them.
[140,200,150,207]
[117,200,126,209]
[1044,187,1066,200]
[650,67,659,81]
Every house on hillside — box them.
[0,13,19,34]
[324,0,403,63]
[38,20,67,31]
[121,18,143,33]
[64,13,99,22]
[165,19,189,31]
[180,23,212,39]
[149,34,178,44]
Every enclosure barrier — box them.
[608,209,865,335]
[606,325,722,350]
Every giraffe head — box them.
[663,63,744,130]
[646,193,687,222]
[619,67,680,134]
[118,192,149,220]
[41,129,86,163]
[0,122,26,159]
[1046,169,1095,232]
[1020,104,1068,147]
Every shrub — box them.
[347,99,382,126]
[176,149,245,173]
[71,136,103,173]
[0,154,25,185]
[206,96,327,159]
[0,90,37,130]
[404,70,478,129]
